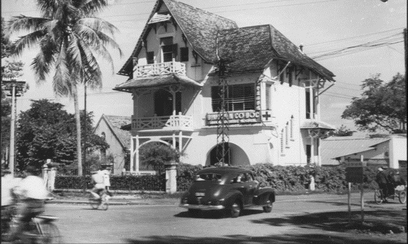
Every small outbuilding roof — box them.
[320,137,390,165]
[94,115,131,149]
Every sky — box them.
[1,0,406,132]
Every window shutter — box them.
[172,44,178,58]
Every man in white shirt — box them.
[90,169,105,199]
[9,165,48,240]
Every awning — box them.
[113,74,202,92]
[301,119,335,139]
[300,120,336,130]
[148,13,172,24]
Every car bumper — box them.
[179,203,225,210]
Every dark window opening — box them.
[147,51,154,64]
[211,84,255,112]
[306,90,311,119]
[180,47,189,62]
[154,89,181,116]
[306,145,311,165]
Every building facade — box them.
[93,115,131,175]
[114,0,336,173]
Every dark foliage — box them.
[15,99,108,172]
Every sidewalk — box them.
[46,193,180,206]
[45,191,386,206]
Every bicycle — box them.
[3,214,61,244]
[89,191,110,210]
[374,185,407,204]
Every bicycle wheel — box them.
[89,198,100,210]
[398,190,407,204]
[100,195,109,211]
[38,222,61,244]
[374,189,383,204]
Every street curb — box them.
[46,199,179,206]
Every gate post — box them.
[165,161,178,194]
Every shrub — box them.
[55,174,165,191]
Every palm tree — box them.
[7,0,122,176]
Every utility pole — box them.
[404,28,407,84]
[2,79,26,176]
[216,59,230,166]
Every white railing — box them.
[134,61,186,78]
[131,113,193,131]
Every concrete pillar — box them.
[165,161,178,194]
[48,167,56,192]
[42,164,49,188]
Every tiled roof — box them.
[117,0,335,81]
[217,25,335,80]
[114,74,202,92]
[320,137,390,165]
[118,0,237,76]
[99,115,131,149]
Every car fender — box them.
[254,188,275,205]
[223,190,244,207]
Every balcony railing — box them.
[134,61,186,78]
[131,113,193,131]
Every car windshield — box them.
[194,173,222,182]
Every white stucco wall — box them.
[389,134,407,169]
[128,16,329,169]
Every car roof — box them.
[197,166,251,175]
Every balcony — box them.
[131,113,193,131]
[134,61,186,78]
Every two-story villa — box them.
[114,0,336,174]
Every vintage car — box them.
[179,166,275,217]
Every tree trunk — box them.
[73,84,83,176]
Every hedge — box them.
[54,163,381,193]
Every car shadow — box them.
[250,209,406,235]
[174,209,265,219]
[123,232,402,244]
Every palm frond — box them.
[76,0,109,16]
[12,30,47,56]
[7,15,49,34]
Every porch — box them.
[131,113,194,132]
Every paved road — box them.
[41,192,406,243]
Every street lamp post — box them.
[2,78,26,176]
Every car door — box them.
[243,173,257,205]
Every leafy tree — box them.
[15,99,109,173]
[342,73,406,133]
[7,0,122,175]
[140,142,180,175]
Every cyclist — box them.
[90,168,105,199]
[9,165,48,241]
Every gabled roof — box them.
[320,137,390,165]
[94,115,131,150]
[118,0,238,76]
[216,25,335,80]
